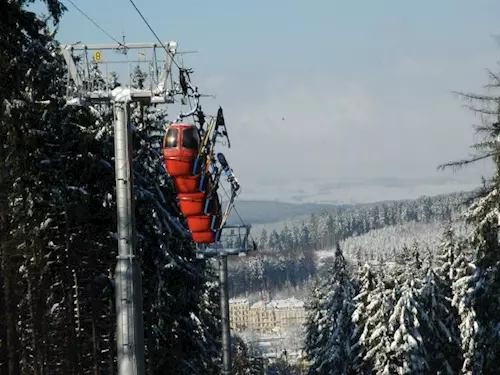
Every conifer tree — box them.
[359,276,394,375]
[439,62,500,374]
[427,226,463,373]
[304,277,329,373]
[386,273,429,374]
[351,263,377,374]
[310,244,357,374]
[420,267,462,374]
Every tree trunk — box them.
[63,199,80,375]
[64,269,79,375]
[0,130,20,375]
[90,282,100,375]
[28,275,40,375]
[2,253,21,375]
[0,252,8,375]
[39,287,48,375]
[144,292,155,375]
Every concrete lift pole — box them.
[113,101,144,375]
[219,254,231,375]
[60,41,178,375]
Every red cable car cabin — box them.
[163,124,201,177]
[186,191,222,243]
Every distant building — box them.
[229,297,307,333]
[229,298,251,331]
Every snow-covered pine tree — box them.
[309,213,319,250]
[299,222,312,251]
[314,243,357,374]
[29,47,117,375]
[350,263,377,374]
[463,185,500,374]
[232,334,251,374]
[425,225,463,373]
[0,1,64,371]
[420,268,462,374]
[438,64,500,374]
[386,262,430,374]
[359,276,395,375]
[449,235,477,375]
[259,228,268,250]
[280,224,294,250]
[304,277,329,373]
[0,2,122,373]
[230,334,265,374]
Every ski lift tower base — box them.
[195,224,257,375]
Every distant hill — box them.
[233,190,475,237]
[226,200,347,225]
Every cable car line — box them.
[126,0,203,117]
[219,182,257,247]
[127,0,183,72]
[64,0,124,45]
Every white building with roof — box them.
[229,297,307,333]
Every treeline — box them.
[257,191,470,252]
[0,3,221,375]
[228,191,470,297]
[228,249,316,297]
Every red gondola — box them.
[177,192,207,216]
[163,122,223,244]
[184,191,222,244]
[162,106,241,246]
[163,124,200,177]
[174,174,202,194]
[191,230,217,244]
[186,215,213,232]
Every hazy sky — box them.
[39,0,500,203]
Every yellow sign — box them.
[93,51,103,62]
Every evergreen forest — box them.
[1,1,500,375]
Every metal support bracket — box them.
[60,41,180,105]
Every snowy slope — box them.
[315,219,470,266]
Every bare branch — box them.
[473,124,496,133]
[437,153,493,172]
[483,69,500,89]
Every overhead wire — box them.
[127,0,200,120]
[219,183,257,247]
[64,0,124,45]
[126,0,182,71]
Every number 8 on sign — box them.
[93,51,102,62]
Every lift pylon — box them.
[195,223,257,375]
[59,40,184,375]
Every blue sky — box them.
[35,0,500,203]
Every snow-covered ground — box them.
[316,219,470,266]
